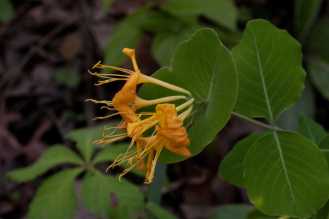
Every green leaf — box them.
[298,115,327,144]
[81,171,144,218]
[307,19,329,61]
[146,202,177,219]
[309,58,329,100]
[7,145,83,183]
[152,27,198,66]
[0,0,14,22]
[67,126,104,162]
[101,0,113,11]
[309,201,329,219]
[93,143,129,164]
[140,28,238,163]
[307,20,329,101]
[54,67,80,88]
[139,10,188,33]
[219,133,264,187]
[210,204,252,219]
[93,143,144,177]
[319,135,329,165]
[294,0,322,40]
[232,19,306,122]
[27,168,82,219]
[247,210,276,219]
[244,131,329,218]
[162,0,238,30]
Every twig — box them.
[2,22,74,92]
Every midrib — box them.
[251,30,297,210]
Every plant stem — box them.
[232,112,284,131]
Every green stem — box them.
[232,112,283,131]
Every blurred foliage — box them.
[54,67,81,88]
[7,126,172,219]
[294,0,322,41]
[0,0,14,22]
[162,0,238,30]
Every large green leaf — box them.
[27,168,82,219]
[81,171,144,218]
[232,19,305,122]
[67,126,104,162]
[210,204,252,219]
[151,27,198,66]
[309,58,329,100]
[298,115,327,144]
[319,135,329,165]
[162,0,238,30]
[294,0,322,40]
[140,28,238,163]
[244,131,329,218]
[146,202,177,219]
[0,0,14,22]
[219,133,264,187]
[7,145,83,183]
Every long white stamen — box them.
[176,98,194,112]
[140,74,191,96]
[179,105,193,121]
[135,95,187,109]
[95,78,127,85]
[145,147,163,184]
[85,99,112,106]
[88,70,129,78]
[93,62,133,75]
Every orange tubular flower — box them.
[143,104,191,183]
[156,104,191,157]
[108,103,192,184]
[89,48,144,124]
[87,48,189,142]
[88,48,195,183]
[89,48,190,124]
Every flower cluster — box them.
[88,48,194,183]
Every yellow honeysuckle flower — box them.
[88,48,194,183]
[89,48,190,121]
[108,103,192,183]
[88,48,189,125]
